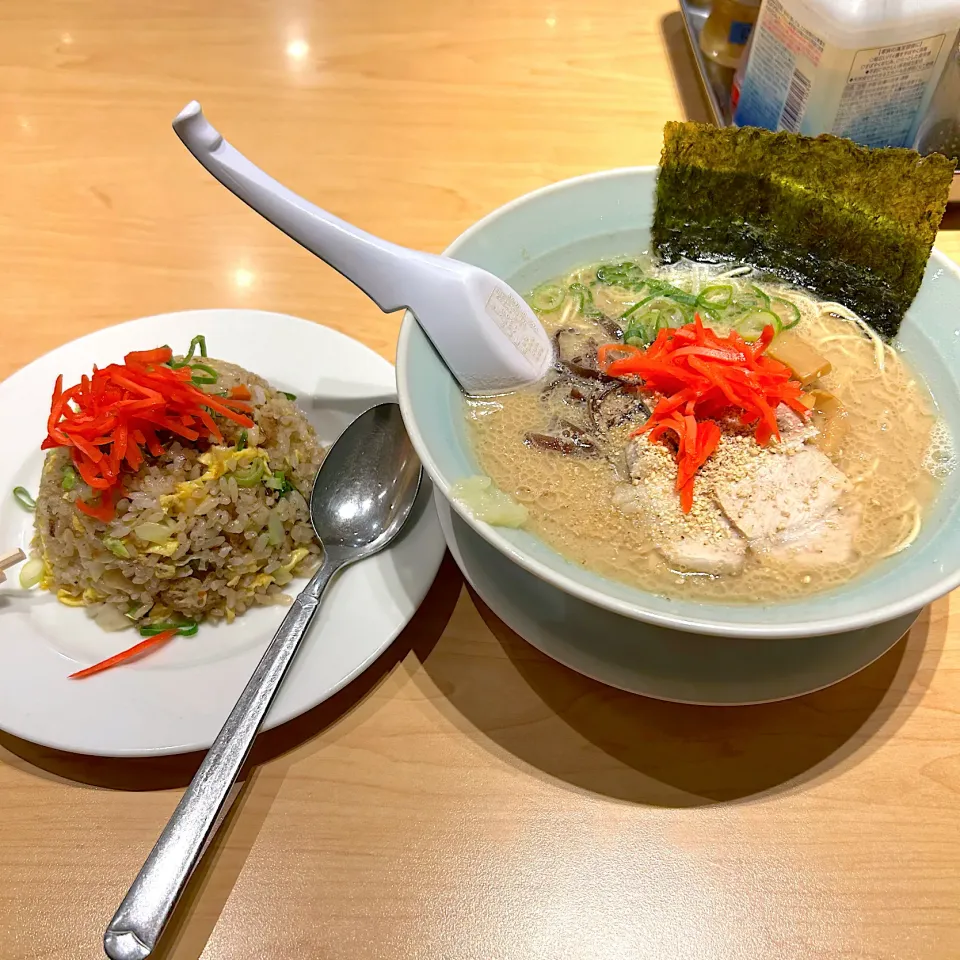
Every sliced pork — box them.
[621,440,746,576]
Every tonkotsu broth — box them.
[464,258,948,603]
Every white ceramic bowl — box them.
[397,167,960,638]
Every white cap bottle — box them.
[733,0,960,149]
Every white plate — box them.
[434,492,918,705]
[0,309,445,756]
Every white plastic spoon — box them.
[172,101,553,396]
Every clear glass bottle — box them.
[700,0,762,70]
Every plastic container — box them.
[915,38,960,170]
[733,0,960,149]
[730,28,755,113]
[700,0,762,69]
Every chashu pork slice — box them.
[757,501,862,566]
[621,438,746,576]
[715,446,860,567]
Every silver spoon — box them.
[103,402,422,960]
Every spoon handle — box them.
[172,100,554,397]
[172,100,443,315]
[103,559,340,960]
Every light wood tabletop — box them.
[2,2,960,958]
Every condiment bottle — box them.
[700,0,762,70]
[733,0,960,149]
[915,38,960,170]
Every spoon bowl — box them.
[104,403,422,960]
[311,404,422,555]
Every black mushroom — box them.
[554,328,611,381]
[525,419,599,457]
[596,314,624,342]
[540,372,592,410]
[589,383,651,435]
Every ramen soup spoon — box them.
[104,403,422,960]
[172,100,553,396]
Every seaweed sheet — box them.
[651,122,955,338]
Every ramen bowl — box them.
[396,167,960,638]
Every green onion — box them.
[736,309,782,341]
[190,362,219,385]
[139,619,199,638]
[720,284,769,322]
[264,470,294,495]
[528,283,566,313]
[624,298,691,346]
[568,282,603,318]
[168,334,209,368]
[125,601,151,621]
[12,487,36,511]
[281,391,297,402]
[267,510,285,546]
[697,284,733,309]
[235,460,265,487]
[236,429,248,451]
[102,536,131,559]
[133,522,174,544]
[619,297,650,322]
[595,261,646,288]
[769,296,802,329]
[19,558,44,589]
[61,466,78,491]
[641,278,699,307]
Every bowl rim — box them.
[397,165,960,638]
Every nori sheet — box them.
[651,122,955,338]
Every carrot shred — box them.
[43,340,253,522]
[68,628,178,679]
[124,346,174,366]
[604,321,806,513]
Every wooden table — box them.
[2,2,959,958]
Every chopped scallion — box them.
[61,466,78,491]
[568,282,603,318]
[641,278,699,307]
[770,296,802,329]
[281,391,297,402]
[139,619,199,638]
[19,558,44,589]
[236,429,248,451]
[697,284,733,308]
[736,309,782,341]
[12,487,36,511]
[595,261,646,288]
[102,536,132,559]
[235,460,265,487]
[264,470,294,495]
[168,334,209,368]
[528,283,565,313]
[190,362,219,386]
[267,510,285,546]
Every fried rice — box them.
[33,357,325,631]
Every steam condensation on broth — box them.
[464,257,948,603]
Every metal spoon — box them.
[172,101,554,397]
[103,403,422,960]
